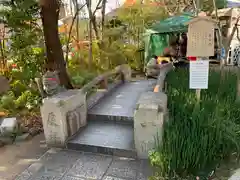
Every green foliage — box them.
[0,0,43,117]
[68,58,97,88]
[106,19,123,28]
[150,68,240,178]
[71,75,85,87]
[0,91,16,112]
[0,89,41,114]
[117,3,167,29]
[14,90,40,110]
[105,4,167,71]
[0,0,44,81]
[71,72,96,88]
[201,0,227,12]
[10,80,27,97]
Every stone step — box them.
[66,80,158,158]
[67,120,136,158]
[87,113,133,125]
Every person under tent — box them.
[178,33,187,57]
[145,55,170,78]
[162,38,178,61]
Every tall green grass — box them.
[151,68,240,178]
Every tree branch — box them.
[93,0,103,15]
[65,3,87,64]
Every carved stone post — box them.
[115,64,132,82]
[40,89,87,147]
[134,92,168,159]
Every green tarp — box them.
[149,34,169,58]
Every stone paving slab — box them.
[106,157,138,179]
[15,149,153,180]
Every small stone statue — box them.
[42,71,65,96]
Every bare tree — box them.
[86,0,93,67]
[85,0,106,68]
[65,3,86,64]
[86,0,103,41]
[73,0,80,51]
[101,0,107,39]
[0,26,5,64]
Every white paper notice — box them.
[189,60,209,89]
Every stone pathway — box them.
[229,169,240,180]
[0,134,48,180]
[15,148,152,180]
[2,140,240,180]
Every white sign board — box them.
[189,60,209,89]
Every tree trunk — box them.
[86,0,100,41]
[0,40,4,61]
[40,0,73,89]
[86,0,93,68]
[88,18,93,69]
[101,0,107,39]
[91,15,100,41]
[74,0,80,53]
[65,3,86,64]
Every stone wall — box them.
[41,89,87,147]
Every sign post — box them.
[186,17,216,101]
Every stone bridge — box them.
[41,63,173,159]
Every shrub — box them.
[71,75,86,87]
[10,80,28,97]
[0,91,16,112]
[150,68,240,178]
[14,90,40,110]
[70,69,96,88]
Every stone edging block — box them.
[135,92,167,113]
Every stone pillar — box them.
[115,64,132,82]
[134,92,168,159]
[40,90,87,147]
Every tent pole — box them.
[195,0,200,16]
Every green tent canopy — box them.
[150,13,193,33]
[143,13,194,66]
